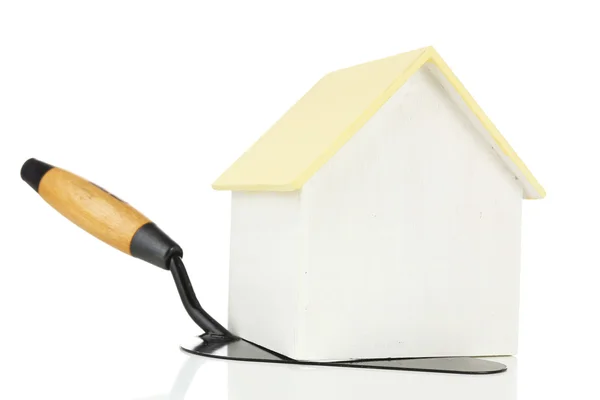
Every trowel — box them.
[21,158,507,374]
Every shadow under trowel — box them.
[138,354,517,400]
[134,356,207,400]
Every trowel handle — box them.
[21,158,182,269]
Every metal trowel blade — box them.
[180,336,507,374]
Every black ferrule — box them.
[21,158,54,192]
[130,222,183,269]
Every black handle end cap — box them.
[21,158,54,192]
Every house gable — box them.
[295,65,523,359]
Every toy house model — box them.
[213,46,545,361]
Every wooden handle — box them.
[21,159,182,269]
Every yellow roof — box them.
[213,46,545,199]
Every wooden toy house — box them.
[213,46,544,361]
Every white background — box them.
[0,1,598,398]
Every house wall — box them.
[228,191,303,355]
[229,63,523,360]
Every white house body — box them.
[214,47,544,361]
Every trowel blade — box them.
[181,336,507,375]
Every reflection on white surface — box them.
[139,355,516,400]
